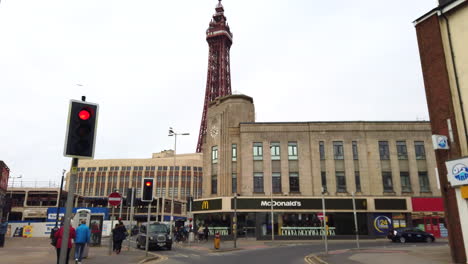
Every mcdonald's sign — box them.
[192,199,222,211]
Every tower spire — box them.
[196,1,233,153]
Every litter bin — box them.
[214,232,220,249]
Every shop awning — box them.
[411,197,444,212]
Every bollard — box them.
[214,232,220,249]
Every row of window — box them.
[225,170,431,195]
[79,166,203,172]
[211,140,427,163]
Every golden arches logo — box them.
[201,200,209,210]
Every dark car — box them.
[136,222,172,250]
[387,227,435,243]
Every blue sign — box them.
[373,213,393,235]
[46,207,109,221]
[446,157,468,186]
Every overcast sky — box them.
[0,0,435,185]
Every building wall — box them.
[202,95,439,199]
[67,151,203,202]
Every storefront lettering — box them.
[280,227,336,236]
[260,200,302,207]
[201,200,209,210]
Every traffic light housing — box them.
[141,178,154,202]
[64,100,99,158]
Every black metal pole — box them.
[55,170,66,228]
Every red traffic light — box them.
[145,181,152,187]
[78,109,91,120]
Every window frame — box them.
[333,141,344,160]
[382,171,394,192]
[253,142,263,161]
[212,146,219,164]
[415,141,426,160]
[336,171,346,192]
[396,141,408,160]
[379,141,390,160]
[288,142,298,160]
[271,142,281,160]
[253,172,264,193]
[289,172,300,193]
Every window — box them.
[232,144,237,161]
[400,172,411,192]
[271,142,281,160]
[396,141,408,160]
[289,172,299,192]
[232,173,237,194]
[319,141,325,160]
[333,141,344,160]
[272,172,281,193]
[418,171,430,192]
[321,171,327,192]
[352,141,359,160]
[211,175,217,194]
[288,142,298,160]
[415,141,426,160]
[253,172,264,192]
[355,171,361,192]
[253,143,263,160]
[379,141,390,160]
[336,171,346,192]
[212,146,218,164]
[382,171,393,192]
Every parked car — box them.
[136,222,172,250]
[387,227,435,243]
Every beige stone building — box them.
[66,150,203,221]
[192,94,445,239]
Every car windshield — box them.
[148,224,167,233]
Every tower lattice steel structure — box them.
[196,0,233,153]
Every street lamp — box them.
[168,127,189,237]
[7,174,22,221]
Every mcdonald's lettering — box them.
[192,198,222,211]
[201,200,209,210]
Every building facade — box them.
[0,161,10,218]
[67,151,203,221]
[193,95,444,239]
[414,0,468,262]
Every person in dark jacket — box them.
[0,218,8,247]
[112,222,127,254]
[54,222,76,264]
[203,225,209,241]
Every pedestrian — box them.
[90,221,100,245]
[74,220,90,264]
[0,217,8,247]
[197,225,204,241]
[112,222,127,254]
[204,225,209,241]
[54,220,76,264]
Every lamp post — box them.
[7,174,22,221]
[168,127,189,237]
[269,144,274,241]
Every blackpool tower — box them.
[196,0,233,153]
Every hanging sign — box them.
[432,135,449,150]
[446,157,468,187]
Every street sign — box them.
[432,135,449,150]
[446,157,468,187]
[108,192,122,206]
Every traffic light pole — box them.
[128,187,134,251]
[59,158,78,264]
[145,202,151,257]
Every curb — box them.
[304,254,328,264]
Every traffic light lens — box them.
[78,109,91,120]
[145,181,152,187]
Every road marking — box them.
[146,252,168,263]
[304,254,328,264]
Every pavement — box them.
[306,243,452,264]
[0,237,155,264]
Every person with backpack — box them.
[74,220,90,264]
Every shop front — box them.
[411,197,446,238]
[192,197,379,240]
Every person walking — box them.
[74,220,90,264]
[0,217,8,247]
[54,221,76,264]
[112,222,126,254]
[203,225,209,241]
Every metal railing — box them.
[7,180,61,189]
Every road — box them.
[127,238,448,264]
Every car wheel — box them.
[426,237,434,243]
[399,237,406,243]
[136,239,141,249]
[166,244,172,250]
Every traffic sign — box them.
[108,192,122,206]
